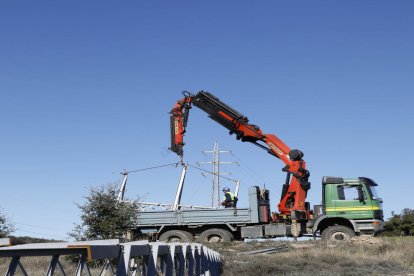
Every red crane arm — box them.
[170,95,192,156]
[169,91,310,216]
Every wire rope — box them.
[15,222,67,232]
[124,162,179,174]
[186,164,238,182]
[230,152,268,184]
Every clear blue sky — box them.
[0,1,413,240]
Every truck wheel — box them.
[198,228,233,243]
[184,231,195,241]
[159,230,193,243]
[321,226,355,242]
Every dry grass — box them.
[209,237,414,276]
[0,256,101,275]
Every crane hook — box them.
[182,90,192,97]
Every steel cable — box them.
[124,162,180,174]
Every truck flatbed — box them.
[137,207,254,227]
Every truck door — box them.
[331,184,373,219]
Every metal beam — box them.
[0,239,223,276]
[0,238,11,247]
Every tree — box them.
[0,207,15,238]
[69,184,139,241]
[383,208,414,236]
[399,208,414,236]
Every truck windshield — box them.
[369,186,379,199]
[359,177,381,200]
[367,185,380,199]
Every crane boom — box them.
[170,91,310,216]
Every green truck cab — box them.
[311,176,384,241]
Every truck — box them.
[131,91,384,242]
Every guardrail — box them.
[0,238,222,276]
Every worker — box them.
[221,187,237,208]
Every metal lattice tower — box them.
[198,141,238,207]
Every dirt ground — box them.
[207,237,414,276]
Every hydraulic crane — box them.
[170,91,311,218]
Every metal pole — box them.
[117,172,129,202]
[215,142,220,207]
[199,142,237,207]
[172,164,187,211]
[46,255,59,276]
[234,180,240,198]
[6,256,20,276]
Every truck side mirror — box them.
[357,187,365,203]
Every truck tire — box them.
[159,230,194,243]
[198,228,233,243]
[183,231,195,242]
[321,225,355,242]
